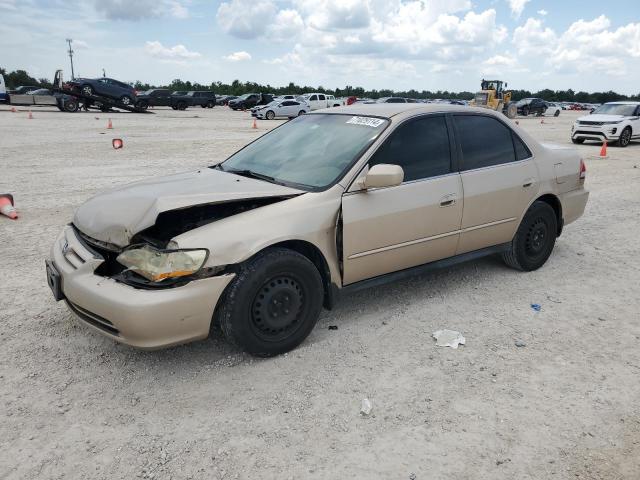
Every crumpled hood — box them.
[73,168,304,247]
[577,114,626,122]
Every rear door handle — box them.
[439,194,457,207]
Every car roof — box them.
[605,101,640,105]
[311,103,497,119]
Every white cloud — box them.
[222,51,252,62]
[266,9,305,40]
[95,0,188,20]
[295,0,372,30]
[216,0,277,39]
[512,15,640,76]
[506,0,530,19]
[537,9,548,16]
[144,41,201,60]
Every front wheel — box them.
[217,248,324,357]
[618,127,632,147]
[554,109,560,117]
[571,137,584,144]
[502,201,558,271]
[120,95,133,106]
[207,101,214,108]
[298,110,306,116]
[81,84,93,96]
[522,107,530,116]
[64,99,79,112]
[265,110,275,120]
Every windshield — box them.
[593,104,637,116]
[219,114,388,190]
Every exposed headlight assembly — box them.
[116,245,208,282]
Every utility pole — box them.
[102,68,106,78]
[66,39,75,80]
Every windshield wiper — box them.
[224,168,279,184]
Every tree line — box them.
[3,67,639,104]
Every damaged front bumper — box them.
[48,225,235,349]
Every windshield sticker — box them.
[346,116,385,128]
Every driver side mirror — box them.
[361,164,404,190]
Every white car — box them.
[571,101,640,147]
[0,74,7,103]
[544,102,561,117]
[254,100,309,120]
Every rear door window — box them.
[369,115,451,182]
[454,115,517,170]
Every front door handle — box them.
[439,194,457,207]
[522,178,535,188]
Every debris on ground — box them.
[432,329,465,349]
[328,325,338,330]
[515,340,527,347]
[360,398,372,416]
[531,303,541,312]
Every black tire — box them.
[572,137,584,144]
[217,248,324,357]
[265,110,275,120]
[618,127,632,147]
[81,84,93,96]
[298,110,306,116]
[137,100,149,110]
[207,101,214,108]
[522,106,530,116]
[64,100,78,112]
[554,109,560,117]
[177,102,187,110]
[502,201,558,271]
[120,95,133,106]
[171,106,177,110]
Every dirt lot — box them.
[1,105,639,480]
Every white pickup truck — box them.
[301,92,343,110]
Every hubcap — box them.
[82,86,92,96]
[525,217,548,257]
[122,97,130,105]
[622,130,630,145]
[251,275,304,340]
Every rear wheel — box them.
[137,100,149,110]
[64,99,78,112]
[217,248,324,357]
[120,95,133,106]
[554,109,560,117]
[207,101,215,108]
[502,201,557,271]
[618,127,632,147]
[522,106,530,116]
[177,102,187,110]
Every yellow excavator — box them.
[470,79,517,119]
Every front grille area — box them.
[67,301,120,336]
[579,120,604,126]
[72,226,126,277]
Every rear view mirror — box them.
[363,164,404,189]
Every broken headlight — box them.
[116,245,208,282]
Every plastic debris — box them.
[360,398,372,416]
[515,340,527,347]
[432,329,465,349]
[328,325,338,330]
[531,303,541,312]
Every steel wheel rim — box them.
[524,217,549,259]
[250,275,305,342]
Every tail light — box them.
[579,159,586,180]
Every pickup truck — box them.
[168,91,217,110]
[300,92,343,110]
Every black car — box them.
[228,93,273,110]
[216,95,238,106]
[135,89,173,109]
[169,91,217,110]
[516,98,548,116]
[68,77,137,106]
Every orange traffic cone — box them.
[107,118,113,129]
[600,141,608,158]
[10,106,16,113]
[540,118,544,124]
[252,118,257,129]
[0,194,18,220]
[28,111,33,119]
[112,138,123,149]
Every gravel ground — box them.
[1,105,639,480]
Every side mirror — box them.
[362,164,404,189]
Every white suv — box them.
[571,101,640,147]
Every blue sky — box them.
[1,0,639,93]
